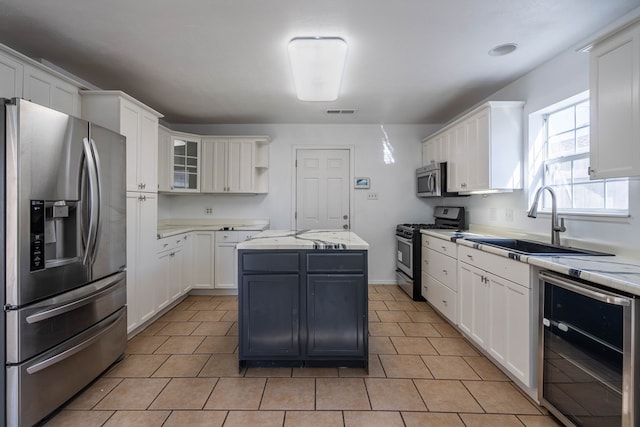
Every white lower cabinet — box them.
[421,234,458,323]
[215,231,238,289]
[193,232,216,289]
[189,230,262,290]
[215,230,260,289]
[457,262,489,348]
[156,233,190,310]
[181,234,194,293]
[422,272,457,322]
[487,274,530,382]
[126,192,158,334]
[457,245,532,386]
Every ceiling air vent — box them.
[326,109,356,115]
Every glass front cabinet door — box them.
[172,136,200,191]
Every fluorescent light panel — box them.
[288,37,348,101]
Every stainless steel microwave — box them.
[416,162,460,197]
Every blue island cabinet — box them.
[238,250,368,370]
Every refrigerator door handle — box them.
[25,310,123,375]
[88,137,103,259]
[82,137,100,266]
[25,271,125,324]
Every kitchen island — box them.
[237,230,369,370]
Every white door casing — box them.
[295,149,350,230]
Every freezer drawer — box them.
[6,271,126,363]
[6,307,126,427]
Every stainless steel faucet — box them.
[528,185,566,246]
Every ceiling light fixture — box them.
[288,37,348,101]
[488,43,518,56]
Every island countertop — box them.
[236,229,370,250]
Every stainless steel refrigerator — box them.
[1,98,127,426]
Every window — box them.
[540,99,629,215]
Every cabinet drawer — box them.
[216,230,239,243]
[173,234,188,247]
[156,238,174,253]
[423,235,457,257]
[424,248,457,291]
[238,230,259,242]
[156,233,188,253]
[307,252,366,273]
[458,245,529,287]
[241,252,300,272]
[422,272,457,324]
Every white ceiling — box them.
[0,0,639,124]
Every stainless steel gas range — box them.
[395,207,465,300]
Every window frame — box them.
[535,96,629,217]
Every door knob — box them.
[343,224,349,229]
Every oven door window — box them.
[396,238,412,276]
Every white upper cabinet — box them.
[423,101,523,194]
[157,125,172,192]
[201,136,270,194]
[421,132,449,166]
[81,91,163,193]
[158,126,201,193]
[589,22,640,179]
[23,65,80,117]
[0,50,23,98]
[1,46,81,117]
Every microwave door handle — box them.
[81,137,99,266]
[88,138,102,262]
[428,174,436,193]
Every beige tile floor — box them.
[45,285,561,426]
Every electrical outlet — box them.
[505,208,514,222]
[367,192,378,200]
[204,207,213,215]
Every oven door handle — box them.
[540,271,631,307]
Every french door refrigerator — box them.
[1,98,127,426]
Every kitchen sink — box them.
[464,237,611,256]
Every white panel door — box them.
[139,112,159,192]
[120,102,140,192]
[201,138,227,192]
[296,149,350,230]
[228,139,254,192]
[193,232,215,289]
[23,65,79,116]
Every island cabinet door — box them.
[306,274,367,357]
[240,274,301,357]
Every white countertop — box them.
[156,218,270,238]
[422,229,640,296]
[237,230,370,250]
